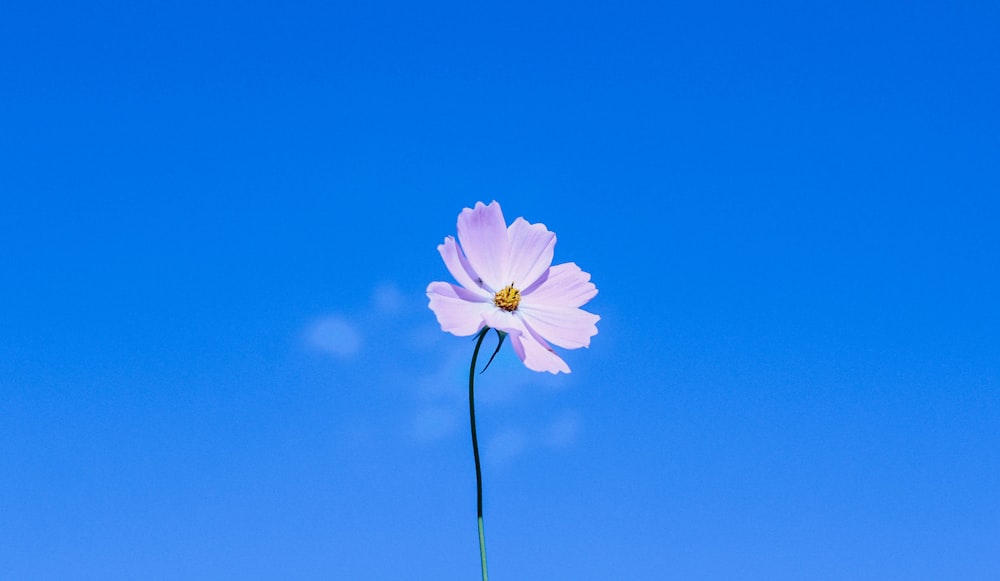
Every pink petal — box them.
[482,310,572,374]
[505,217,556,290]
[480,309,520,337]
[522,262,598,308]
[517,304,600,349]
[426,281,492,336]
[456,201,508,292]
[438,236,491,298]
[511,322,572,374]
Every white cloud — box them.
[485,428,527,466]
[545,410,582,448]
[372,282,405,315]
[306,315,362,358]
[302,281,582,457]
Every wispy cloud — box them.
[305,315,362,358]
[486,427,528,466]
[410,346,468,441]
[371,281,405,315]
[481,411,583,466]
[545,410,582,448]
[303,281,583,461]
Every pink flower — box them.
[427,201,599,374]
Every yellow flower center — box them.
[493,284,521,312]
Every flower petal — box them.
[505,217,556,289]
[426,281,492,336]
[522,262,597,308]
[456,201,508,292]
[517,304,600,349]
[438,236,491,297]
[512,321,572,374]
[482,310,572,374]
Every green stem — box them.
[469,327,490,581]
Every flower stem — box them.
[469,327,491,581]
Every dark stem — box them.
[469,327,491,581]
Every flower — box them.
[426,201,599,373]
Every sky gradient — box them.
[2,1,998,579]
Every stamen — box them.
[493,284,521,312]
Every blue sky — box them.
[2,1,998,579]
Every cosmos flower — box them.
[426,201,599,373]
